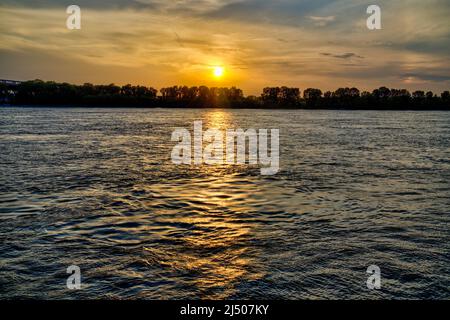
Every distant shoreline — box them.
[1,80,449,110]
[2,104,450,111]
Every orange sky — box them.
[0,0,449,95]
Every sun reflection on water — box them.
[142,172,265,298]
[141,109,267,298]
[205,109,233,130]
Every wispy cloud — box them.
[308,15,335,27]
[321,52,364,59]
[402,73,450,82]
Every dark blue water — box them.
[0,107,449,299]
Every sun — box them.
[213,66,224,78]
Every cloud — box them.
[401,73,450,82]
[0,0,160,10]
[321,52,364,59]
[308,15,335,27]
[200,0,337,26]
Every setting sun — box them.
[213,66,224,78]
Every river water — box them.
[0,107,449,299]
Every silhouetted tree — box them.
[442,91,450,103]
[303,88,322,108]
[261,87,300,107]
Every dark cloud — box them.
[0,0,160,10]
[402,73,450,82]
[200,0,336,25]
[321,52,364,59]
[398,38,450,56]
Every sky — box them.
[0,0,449,95]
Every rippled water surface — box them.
[0,107,449,299]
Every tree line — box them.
[1,79,449,110]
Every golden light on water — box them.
[205,109,232,129]
[141,174,265,298]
